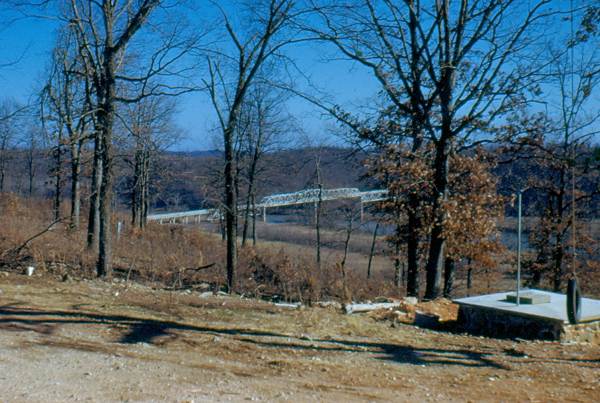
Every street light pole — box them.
[516,190,522,306]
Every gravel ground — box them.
[1,271,599,402]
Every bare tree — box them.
[366,220,380,280]
[309,0,555,299]
[238,84,292,246]
[23,125,41,197]
[54,0,195,277]
[123,95,181,228]
[0,99,23,193]
[314,155,323,273]
[505,36,600,291]
[204,0,300,292]
[42,29,93,229]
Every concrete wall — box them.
[458,305,600,344]
[458,305,563,340]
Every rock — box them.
[199,291,213,298]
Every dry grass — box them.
[0,193,395,303]
[2,192,598,302]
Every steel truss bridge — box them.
[147,187,388,224]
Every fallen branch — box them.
[183,263,216,272]
[0,218,64,262]
[169,263,217,289]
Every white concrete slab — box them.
[454,289,600,324]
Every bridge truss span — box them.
[147,187,389,224]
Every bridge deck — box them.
[147,188,388,222]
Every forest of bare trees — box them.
[0,0,598,301]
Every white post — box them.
[117,221,123,241]
[263,206,267,223]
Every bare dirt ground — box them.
[1,271,599,402]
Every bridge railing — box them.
[257,187,362,208]
[147,187,389,223]
[147,208,214,222]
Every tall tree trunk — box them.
[27,146,35,197]
[87,129,102,250]
[315,158,323,274]
[394,238,402,288]
[97,115,114,278]
[406,195,420,297]
[141,149,150,228]
[0,138,7,192]
[552,171,566,291]
[70,143,82,229]
[0,163,5,192]
[467,259,473,296]
[53,131,63,221]
[224,123,238,292]
[340,212,353,300]
[443,257,455,298]
[424,0,455,301]
[251,193,257,246]
[131,143,148,229]
[242,112,263,247]
[96,34,117,278]
[367,221,379,280]
[393,214,402,288]
[340,214,352,281]
[404,0,425,298]
[131,148,140,227]
[241,185,253,247]
[424,140,450,300]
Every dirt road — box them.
[1,272,599,402]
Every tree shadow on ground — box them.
[1,304,594,369]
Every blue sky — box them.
[1,1,596,150]
[0,6,380,151]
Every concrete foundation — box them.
[455,289,600,343]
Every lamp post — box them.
[516,190,522,306]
